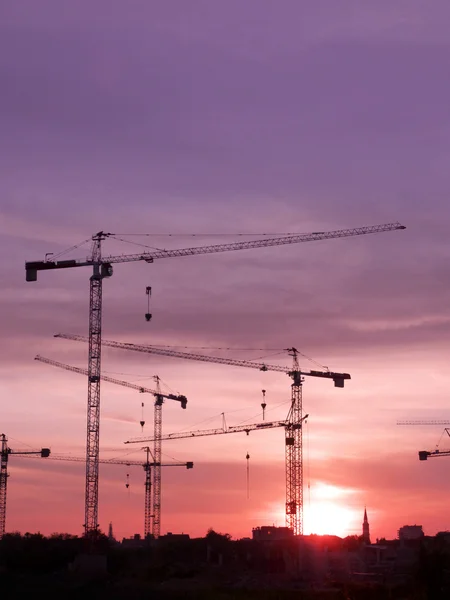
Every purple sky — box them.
[1,1,450,540]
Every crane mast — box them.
[153,377,163,539]
[0,435,8,540]
[26,223,404,538]
[0,434,50,539]
[143,446,152,539]
[86,233,108,538]
[285,348,303,535]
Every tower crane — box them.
[151,376,164,539]
[25,222,404,537]
[397,421,450,426]
[419,448,450,460]
[128,415,301,527]
[35,355,187,409]
[418,428,450,461]
[0,433,50,539]
[125,413,298,442]
[18,448,193,538]
[34,355,186,538]
[55,335,349,536]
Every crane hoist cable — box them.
[140,402,145,432]
[246,452,250,500]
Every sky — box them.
[1,0,450,542]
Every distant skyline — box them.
[2,1,450,541]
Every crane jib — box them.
[54,333,352,387]
[25,222,406,281]
[34,354,188,404]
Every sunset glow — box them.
[1,1,449,546]
[263,483,361,538]
[304,482,361,537]
[304,503,358,538]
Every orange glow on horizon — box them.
[262,482,362,538]
[304,502,358,537]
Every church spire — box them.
[362,506,370,544]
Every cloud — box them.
[2,0,450,540]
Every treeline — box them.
[0,531,109,572]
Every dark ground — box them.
[1,532,448,599]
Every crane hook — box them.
[140,402,145,432]
[261,389,267,420]
[246,452,250,500]
[145,286,152,322]
[125,473,130,489]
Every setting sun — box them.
[262,482,361,538]
[304,482,360,537]
[304,501,357,537]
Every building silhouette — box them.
[398,525,424,541]
[252,526,294,541]
[362,507,371,544]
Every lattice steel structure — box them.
[85,234,107,537]
[0,435,8,540]
[57,336,350,536]
[0,434,50,539]
[284,349,304,535]
[20,450,192,539]
[34,355,187,540]
[26,222,404,537]
[143,447,153,538]
[152,377,163,539]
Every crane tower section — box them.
[86,233,112,537]
[0,435,8,539]
[153,377,163,539]
[285,350,304,535]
